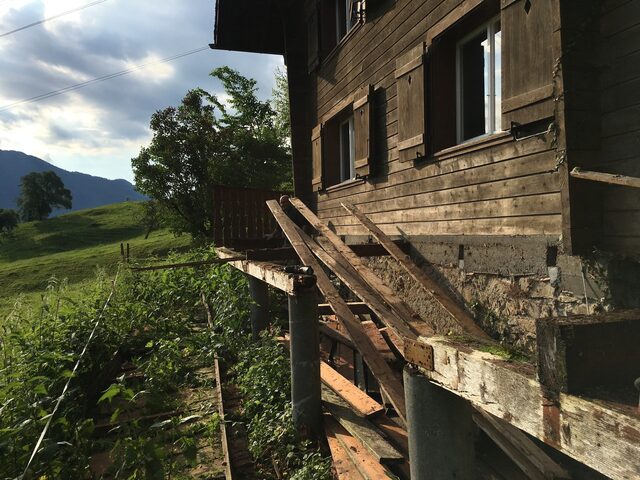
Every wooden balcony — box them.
[211,184,287,248]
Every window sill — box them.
[433,131,512,160]
[322,177,365,194]
[322,21,364,66]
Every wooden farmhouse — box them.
[211,0,640,479]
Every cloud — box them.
[0,0,284,182]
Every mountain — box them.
[0,150,146,213]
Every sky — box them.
[0,0,284,183]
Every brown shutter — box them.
[307,2,320,73]
[501,0,555,126]
[354,85,373,178]
[311,124,323,192]
[395,42,427,163]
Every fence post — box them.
[404,365,477,479]
[288,285,321,440]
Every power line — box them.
[0,0,110,38]
[0,46,210,112]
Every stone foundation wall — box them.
[358,236,640,355]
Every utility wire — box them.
[22,267,120,478]
[0,0,109,38]
[0,46,210,112]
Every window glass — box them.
[336,0,358,41]
[339,116,355,182]
[457,19,501,142]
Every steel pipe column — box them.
[404,365,476,479]
[288,287,321,439]
[248,276,270,340]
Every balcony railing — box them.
[211,185,287,248]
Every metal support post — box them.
[248,276,270,340]
[404,365,476,479]
[288,286,321,440]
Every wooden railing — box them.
[211,185,287,247]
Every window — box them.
[456,19,502,142]
[336,0,359,42]
[339,116,355,182]
[311,85,373,191]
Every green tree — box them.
[272,66,291,147]
[0,208,19,237]
[132,67,291,238]
[17,171,72,221]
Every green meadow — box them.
[0,202,190,316]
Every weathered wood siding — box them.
[599,0,640,255]
[306,0,563,238]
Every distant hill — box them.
[0,150,146,213]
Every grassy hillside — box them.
[0,202,190,312]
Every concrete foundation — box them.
[288,287,321,439]
[404,365,476,480]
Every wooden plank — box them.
[213,357,233,480]
[266,200,407,422]
[421,336,640,480]
[303,232,418,347]
[321,361,384,417]
[330,419,396,480]
[361,321,395,364]
[342,203,490,340]
[322,385,404,465]
[570,167,640,189]
[290,198,426,338]
[473,409,571,480]
[319,302,372,316]
[536,310,640,394]
[324,415,366,480]
[370,414,409,456]
[217,247,300,295]
[320,321,356,350]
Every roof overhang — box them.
[212,0,285,55]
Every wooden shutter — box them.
[307,2,320,73]
[354,85,373,177]
[501,0,555,126]
[311,124,323,192]
[395,42,427,163]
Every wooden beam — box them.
[302,232,418,346]
[328,416,396,479]
[319,302,372,316]
[321,361,384,417]
[245,247,298,261]
[341,203,490,340]
[322,385,404,465]
[570,167,640,189]
[349,241,411,257]
[324,415,366,480]
[361,321,396,364]
[130,256,245,272]
[536,310,640,394]
[213,357,233,480]
[266,200,407,422]
[320,321,355,350]
[290,198,427,335]
[473,409,571,480]
[411,336,640,479]
[217,247,304,295]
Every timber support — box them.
[247,276,270,340]
[404,365,476,480]
[288,285,321,440]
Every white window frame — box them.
[456,17,502,143]
[336,0,358,42]
[339,115,355,182]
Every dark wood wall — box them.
[598,0,640,256]
[303,0,563,239]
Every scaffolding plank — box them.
[321,361,384,417]
[322,385,404,465]
[267,200,407,422]
[290,198,426,337]
[342,202,490,340]
[324,415,366,480]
